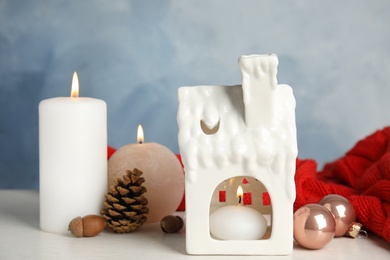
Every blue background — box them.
[1,0,390,189]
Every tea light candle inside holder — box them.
[39,72,107,234]
[177,54,298,255]
[210,186,267,240]
[108,125,184,224]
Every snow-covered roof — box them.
[177,55,297,183]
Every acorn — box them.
[68,215,106,237]
[160,215,184,233]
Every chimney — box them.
[239,54,278,128]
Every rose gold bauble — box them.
[318,194,356,237]
[293,204,336,249]
[108,142,184,224]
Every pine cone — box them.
[101,168,148,233]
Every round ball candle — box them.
[108,125,184,224]
[39,72,107,234]
[210,186,267,240]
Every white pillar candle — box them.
[39,72,107,234]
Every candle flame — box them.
[70,71,79,97]
[237,186,243,197]
[137,124,144,144]
[237,186,243,204]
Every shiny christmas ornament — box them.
[294,204,336,249]
[318,194,356,237]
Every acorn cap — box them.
[68,216,83,237]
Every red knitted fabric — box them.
[175,154,186,211]
[295,126,390,242]
[107,146,116,159]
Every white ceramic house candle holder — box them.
[177,54,297,255]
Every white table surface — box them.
[0,190,389,260]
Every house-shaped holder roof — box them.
[177,54,297,255]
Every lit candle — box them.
[210,186,267,240]
[39,72,107,234]
[108,124,184,224]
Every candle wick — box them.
[138,140,143,144]
[238,196,242,205]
